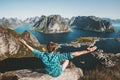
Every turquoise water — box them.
[14,25,32,34]
[14,25,120,53]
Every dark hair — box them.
[47,42,56,53]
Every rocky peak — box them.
[33,15,71,33]
[0,18,22,29]
[24,16,40,26]
[69,16,76,25]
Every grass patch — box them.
[74,37,94,43]
[80,57,120,80]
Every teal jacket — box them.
[32,49,73,77]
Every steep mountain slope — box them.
[0,25,40,61]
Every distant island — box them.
[69,16,115,32]
[102,18,120,24]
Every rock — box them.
[91,49,116,67]
[115,53,120,57]
[115,38,120,42]
[0,57,83,80]
[24,16,40,26]
[0,25,40,61]
[0,72,18,80]
[33,15,71,33]
[64,18,70,23]
[102,18,120,24]
[69,16,76,25]
[70,16,115,32]
[6,68,83,80]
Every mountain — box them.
[0,25,40,61]
[102,18,120,24]
[0,15,117,33]
[0,17,23,29]
[24,16,40,26]
[70,16,115,32]
[33,15,71,33]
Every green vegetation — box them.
[74,37,94,43]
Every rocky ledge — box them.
[0,68,83,80]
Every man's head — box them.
[47,42,56,53]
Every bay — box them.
[15,24,120,53]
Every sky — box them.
[0,0,120,19]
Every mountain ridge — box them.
[0,15,116,33]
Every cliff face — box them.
[33,15,71,33]
[24,16,40,26]
[70,16,115,32]
[0,25,40,61]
